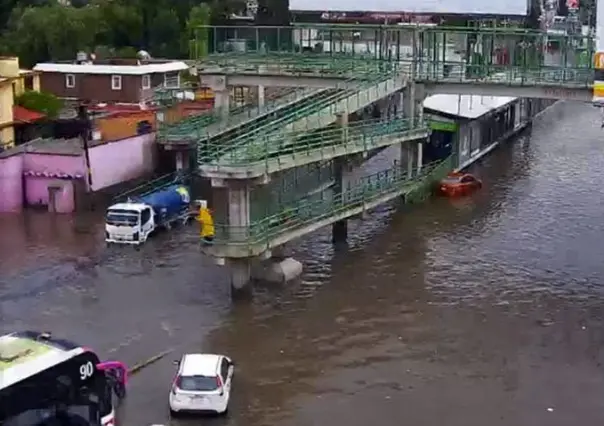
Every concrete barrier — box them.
[252,257,303,284]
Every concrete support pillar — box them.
[227,183,250,242]
[214,89,230,120]
[332,158,350,197]
[201,75,230,119]
[417,141,423,173]
[402,84,416,126]
[332,220,348,243]
[396,89,405,117]
[175,151,186,171]
[332,156,350,244]
[414,83,425,126]
[407,143,414,178]
[230,259,251,292]
[335,111,349,144]
[226,182,252,292]
[258,85,265,108]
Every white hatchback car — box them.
[169,353,235,416]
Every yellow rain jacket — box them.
[197,207,215,238]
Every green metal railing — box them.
[250,162,335,220]
[199,52,592,88]
[157,87,300,139]
[193,24,595,88]
[195,24,594,63]
[197,51,593,89]
[198,117,426,167]
[199,54,397,77]
[207,158,452,248]
[195,69,403,164]
[415,63,593,86]
[157,87,322,142]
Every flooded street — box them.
[2,100,604,426]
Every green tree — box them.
[148,8,182,57]
[0,0,53,32]
[186,4,211,59]
[3,4,99,66]
[0,0,257,66]
[16,90,63,119]
[94,0,143,50]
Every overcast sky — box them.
[289,0,529,16]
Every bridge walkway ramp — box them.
[197,69,421,176]
[158,87,328,144]
[203,158,452,258]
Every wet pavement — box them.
[2,101,604,426]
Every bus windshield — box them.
[0,352,112,426]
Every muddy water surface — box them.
[1,101,603,426]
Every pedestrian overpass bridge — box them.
[155,24,596,289]
[195,54,592,102]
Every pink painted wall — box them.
[25,179,75,213]
[0,133,156,213]
[89,133,155,191]
[0,154,24,212]
[23,153,85,176]
[23,153,84,212]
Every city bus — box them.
[0,331,117,426]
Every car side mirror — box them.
[172,360,180,366]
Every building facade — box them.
[33,59,189,105]
[0,57,41,150]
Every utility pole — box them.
[78,101,93,190]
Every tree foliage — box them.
[187,4,211,59]
[0,0,249,67]
[16,90,64,119]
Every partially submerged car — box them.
[438,172,482,197]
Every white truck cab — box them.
[105,184,198,245]
[105,203,155,245]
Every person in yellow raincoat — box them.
[196,200,215,243]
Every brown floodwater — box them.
[1,101,603,426]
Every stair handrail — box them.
[201,62,402,162]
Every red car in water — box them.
[438,172,482,197]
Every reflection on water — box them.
[1,101,604,426]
